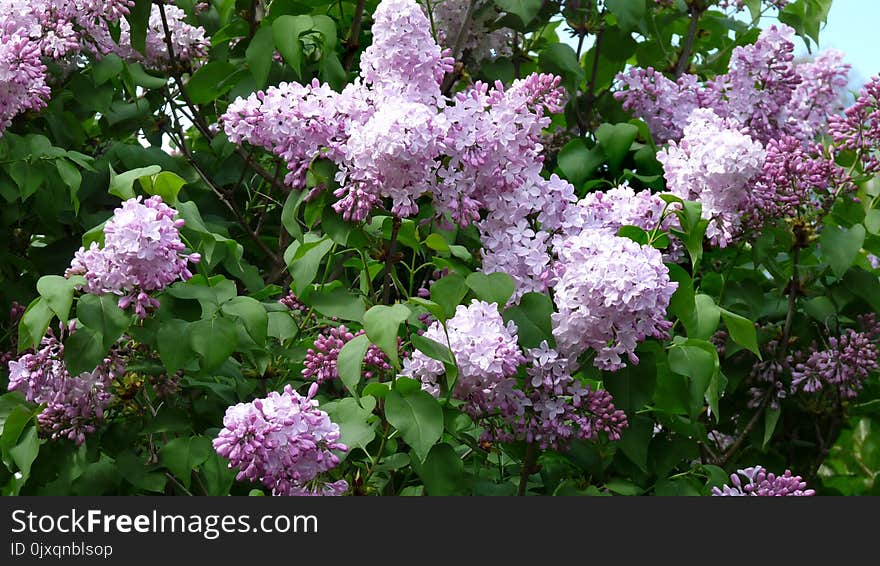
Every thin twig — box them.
[673,7,703,79]
[343,0,367,72]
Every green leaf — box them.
[821,223,866,278]
[337,334,371,400]
[36,275,76,324]
[596,123,638,174]
[429,272,468,320]
[666,264,695,321]
[64,326,106,376]
[158,319,194,373]
[246,26,275,89]
[125,0,151,55]
[160,436,213,490]
[363,304,410,368]
[55,158,82,206]
[93,54,124,85]
[557,139,603,187]
[272,15,313,77]
[124,62,167,89]
[682,293,720,340]
[8,426,39,481]
[76,293,131,351]
[502,292,554,349]
[221,296,268,345]
[494,0,542,27]
[108,164,161,200]
[18,298,53,351]
[116,452,167,493]
[424,233,450,252]
[865,209,880,235]
[605,0,647,33]
[385,389,443,463]
[616,415,653,472]
[309,288,366,322]
[603,348,657,413]
[465,272,515,307]
[668,338,721,420]
[763,407,781,449]
[411,334,456,366]
[538,43,583,91]
[323,397,377,455]
[411,443,465,495]
[719,308,760,358]
[141,171,185,205]
[186,62,237,104]
[200,452,236,496]
[189,318,238,372]
[311,15,338,50]
[287,237,334,295]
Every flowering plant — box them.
[1,0,878,497]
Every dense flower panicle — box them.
[0,31,50,133]
[334,99,447,220]
[512,342,628,450]
[302,325,391,384]
[402,300,526,420]
[707,25,800,145]
[479,216,556,298]
[790,329,879,399]
[712,466,814,496]
[561,184,672,236]
[614,68,700,143]
[222,79,350,189]
[424,0,512,62]
[359,0,453,107]
[66,196,200,318]
[0,0,134,59]
[787,50,850,140]
[212,384,348,496]
[617,25,848,145]
[551,229,677,371]
[828,75,880,173]
[658,108,766,247]
[6,325,123,445]
[119,4,209,68]
[748,136,843,225]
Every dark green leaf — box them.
[385,389,443,463]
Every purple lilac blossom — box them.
[213,383,348,496]
[66,196,200,318]
[402,299,526,421]
[789,328,879,400]
[657,108,765,247]
[512,342,628,450]
[422,0,512,62]
[7,324,123,445]
[712,466,814,496]
[551,229,677,371]
[118,4,208,69]
[302,325,392,384]
[828,75,880,174]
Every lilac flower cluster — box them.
[657,108,766,247]
[66,196,200,318]
[712,466,815,496]
[0,30,50,133]
[224,0,677,370]
[423,0,512,62]
[119,4,209,69]
[790,328,879,400]
[617,25,849,146]
[0,1,207,135]
[404,303,629,449]
[213,384,348,496]
[828,76,880,174]
[222,0,567,226]
[302,325,391,384]
[6,324,124,445]
[551,229,677,371]
[403,300,526,420]
[513,342,628,450]
[279,291,309,315]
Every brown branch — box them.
[343,0,367,72]
[673,7,703,79]
[382,217,401,304]
[517,442,539,496]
